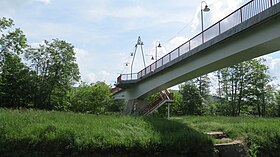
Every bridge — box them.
[114,0,280,115]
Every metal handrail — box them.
[118,0,279,83]
[118,73,138,81]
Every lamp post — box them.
[201,1,210,43]
[155,41,161,61]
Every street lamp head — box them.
[203,5,210,12]
[157,43,162,48]
[151,56,154,60]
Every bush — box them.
[68,82,113,114]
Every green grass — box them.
[2,109,279,156]
[173,116,280,156]
[0,109,212,156]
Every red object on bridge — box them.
[117,75,122,83]
[111,87,122,94]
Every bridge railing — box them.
[117,73,138,81]
[118,0,279,83]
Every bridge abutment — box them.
[124,99,149,115]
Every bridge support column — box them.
[123,99,148,115]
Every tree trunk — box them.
[237,75,244,116]
[237,87,243,116]
[231,76,235,116]
[261,88,266,117]
[257,101,261,117]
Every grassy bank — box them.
[0,109,212,156]
[173,116,280,156]
[1,109,279,156]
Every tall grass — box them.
[173,116,280,156]
[0,109,212,156]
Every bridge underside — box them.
[115,3,280,100]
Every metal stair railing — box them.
[141,90,174,115]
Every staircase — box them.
[140,90,174,115]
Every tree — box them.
[194,75,210,98]
[0,17,33,108]
[25,39,80,110]
[0,17,13,32]
[273,89,280,117]
[179,82,203,115]
[68,82,113,114]
[170,90,183,116]
[0,17,27,69]
[263,85,278,117]
[215,59,272,116]
[108,99,126,113]
[0,53,35,108]
[193,75,211,113]
[245,59,272,117]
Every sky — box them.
[1,0,279,89]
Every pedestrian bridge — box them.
[115,0,280,101]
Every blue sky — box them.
[1,0,279,88]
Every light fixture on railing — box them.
[202,3,210,12]
[155,41,162,61]
[145,54,155,60]
[201,1,210,43]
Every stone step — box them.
[206,131,227,139]
[214,138,233,144]
[206,132,248,157]
[214,140,248,157]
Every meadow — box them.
[1,109,280,156]
[0,109,212,156]
[174,116,280,156]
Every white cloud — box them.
[35,0,50,4]
[146,41,168,59]
[209,0,244,23]
[0,0,28,16]
[83,3,196,32]
[75,48,96,83]
[30,41,46,48]
[191,0,248,33]
[260,55,280,84]
[165,36,188,52]
[24,22,75,40]
[86,6,157,20]
[0,0,51,17]
[97,70,111,82]
[75,48,116,84]
[84,73,96,83]
[208,72,219,95]
[83,71,112,84]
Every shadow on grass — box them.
[142,117,214,156]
